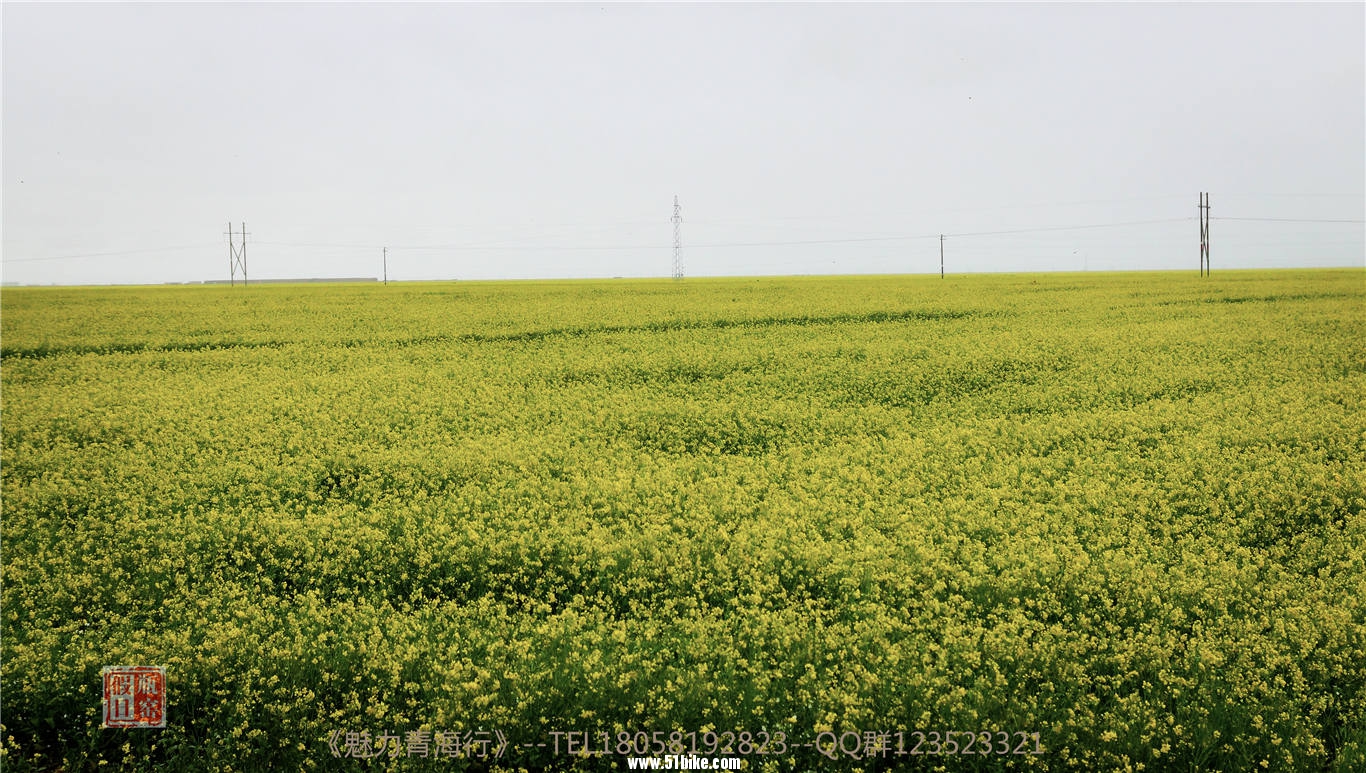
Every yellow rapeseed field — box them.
[2,270,1363,771]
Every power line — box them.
[1,244,217,264]
[0,218,1210,267]
[233,215,1364,256]
[253,240,383,250]
[5,202,1357,271]
[260,221,1190,253]
[258,240,659,252]
[401,242,663,252]
[1212,216,1365,224]
[693,233,940,249]
[688,194,1194,226]
[1231,193,1366,199]
[946,217,1194,239]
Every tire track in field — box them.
[0,307,989,361]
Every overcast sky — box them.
[3,2,1363,285]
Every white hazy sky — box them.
[3,2,1363,284]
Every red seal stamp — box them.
[102,666,166,729]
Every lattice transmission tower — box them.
[672,195,683,280]
[226,222,248,286]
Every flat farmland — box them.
[2,270,1363,771]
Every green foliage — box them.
[2,270,1364,771]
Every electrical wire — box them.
[692,233,940,249]
[1228,193,1366,199]
[5,207,1357,267]
[689,194,1194,227]
[1211,217,1365,224]
[253,241,383,250]
[1,244,218,264]
[946,217,1194,239]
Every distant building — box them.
[200,277,378,285]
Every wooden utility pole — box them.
[383,247,388,286]
[939,234,945,278]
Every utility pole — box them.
[383,247,388,286]
[226,222,248,286]
[1199,192,1211,277]
[939,234,944,278]
[672,195,683,280]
